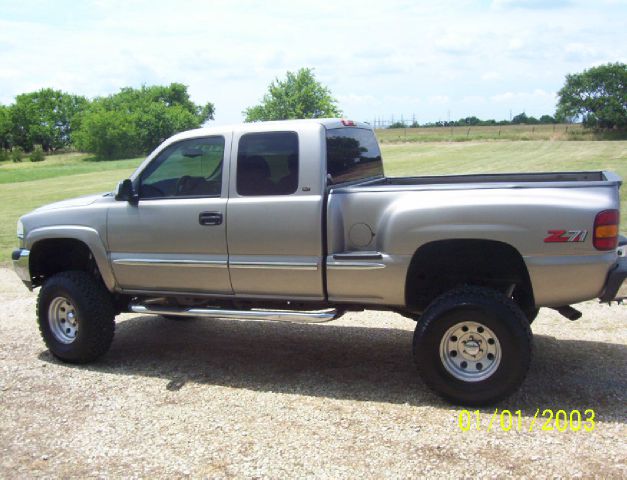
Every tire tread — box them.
[37,271,115,363]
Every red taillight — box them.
[593,209,619,251]
[341,119,356,126]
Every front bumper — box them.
[599,244,627,302]
[11,248,32,290]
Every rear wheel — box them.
[37,271,115,363]
[413,286,532,405]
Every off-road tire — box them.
[37,271,115,363]
[413,286,532,405]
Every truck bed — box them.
[334,171,621,192]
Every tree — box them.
[0,104,11,149]
[556,62,627,129]
[75,83,214,159]
[511,112,528,124]
[244,68,341,122]
[9,89,88,151]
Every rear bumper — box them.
[11,248,32,290]
[599,245,627,302]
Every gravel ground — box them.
[1,267,626,478]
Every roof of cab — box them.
[167,118,372,143]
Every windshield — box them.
[326,127,384,185]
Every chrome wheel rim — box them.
[48,297,79,344]
[439,321,501,382]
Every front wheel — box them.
[413,286,532,405]
[37,271,115,363]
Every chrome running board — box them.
[130,304,338,323]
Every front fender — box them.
[25,225,116,291]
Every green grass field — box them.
[375,123,626,143]
[0,137,625,262]
[0,153,143,184]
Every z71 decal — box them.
[544,230,588,243]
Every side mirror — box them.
[115,179,139,205]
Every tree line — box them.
[0,83,214,160]
[0,63,624,161]
[387,112,559,129]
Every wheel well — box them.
[29,238,99,288]
[405,239,535,313]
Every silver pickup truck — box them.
[12,118,627,405]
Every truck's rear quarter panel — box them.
[327,176,620,307]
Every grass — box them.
[375,123,626,143]
[0,152,143,184]
[0,140,625,262]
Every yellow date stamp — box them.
[458,408,596,432]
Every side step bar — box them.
[130,304,338,324]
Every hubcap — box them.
[48,297,79,344]
[439,321,501,382]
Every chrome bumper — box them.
[11,249,32,290]
[599,245,627,303]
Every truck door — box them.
[226,128,325,299]
[107,134,233,294]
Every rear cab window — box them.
[326,127,384,186]
[236,132,299,196]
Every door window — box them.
[236,132,299,196]
[139,136,225,199]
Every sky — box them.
[0,0,626,125]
